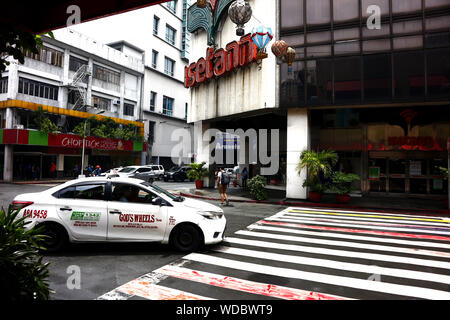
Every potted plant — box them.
[296,149,338,202]
[187,162,209,189]
[329,171,360,204]
[248,175,268,201]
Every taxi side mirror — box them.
[152,197,164,206]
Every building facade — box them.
[187,0,449,200]
[280,0,450,199]
[0,29,146,181]
[59,0,194,170]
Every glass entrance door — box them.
[388,159,406,193]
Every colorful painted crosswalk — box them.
[98,207,450,300]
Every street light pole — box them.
[79,110,105,178]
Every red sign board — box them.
[184,34,257,88]
[47,133,133,151]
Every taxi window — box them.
[111,183,158,204]
[55,184,105,200]
[74,184,106,200]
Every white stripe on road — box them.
[156,264,353,300]
[268,216,450,236]
[285,207,450,222]
[223,236,450,270]
[248,224,450,250]
[236,230,450,259]
[184,253,450,300]
[282,211,450,229]
[118,281,214,300]
[215,244,450,285]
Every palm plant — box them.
[296,149,338,193]
[187,162,209,188]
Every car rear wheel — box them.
[170,224,203,252]
[40,223,67,252]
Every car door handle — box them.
[109,210,122,215]
[60,207,72,211]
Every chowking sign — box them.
[184,34,257,88]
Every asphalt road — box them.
[0,181,286,300]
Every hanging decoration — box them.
[196,0,208,8]
[271,40,288,58]
[228,0,253,36]
[284,47,296,67]
[251,25,274,60]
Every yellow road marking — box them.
[286,210,450,224]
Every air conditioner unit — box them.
[14,124,24,129]
[113,99,121,105]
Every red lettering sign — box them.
[184,34,258,88]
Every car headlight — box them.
[197,211,224,220]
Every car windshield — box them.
[119,167,137,173]
[168,166,180,172]
[141,182,184,202]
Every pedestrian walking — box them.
[217,167,230,206]
[241,167,248,189]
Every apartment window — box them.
[69,56,88,72]
[165,24,176,46]
[167,1,177,13]
[22,45,63,67]
[150,91,157,111]
[164,57,175,77]
[92,96,111,111]
[153,16,160,35]
[152,50,158,68]
[0,77,8,94]
[18,77,59,100]
[124,103,135,116]
[93,64,120,85]
[185,103,188,119]
[163,96,174,116]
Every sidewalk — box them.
[180,185,450,216]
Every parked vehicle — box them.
[11,177,226,252]
[100,167,123,177]
[117,166,158,182]
[145,164,165,180]
[163,166,192,182]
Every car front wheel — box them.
[40,223,67,252]
[170,224,203,252]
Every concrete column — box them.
[7,61,18,100]
[286,108,309,199]
[86,58,93,106]
[3,145,13,182]
[194,121,214,187]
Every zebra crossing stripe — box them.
[286,207,450,223]
[117,280,214,300]
[215,243,450,285]
[284,211,450,229]
[184,253,450,300]
[156,265,352,300]
[258,220,450,242]
[269,216,450,236]
[236,230,450,259]
[247,224,450,250]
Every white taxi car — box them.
[11,177,226,252]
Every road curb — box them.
[179,192,450,217]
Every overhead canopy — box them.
[1,0,171,34]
